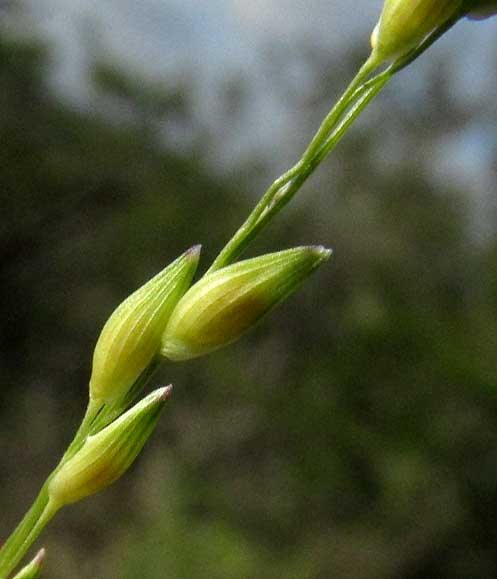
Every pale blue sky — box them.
[22,0,496,100]
[8,1,497,232]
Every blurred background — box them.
[1,1,497,577]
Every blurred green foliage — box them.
[1,19,497,579]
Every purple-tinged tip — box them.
[307,245,332,260]
[186,244,202,259]
[34,548,46,566]
[158,384,174,402]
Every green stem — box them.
[63,397,103,456]
[208,56,388,272]
[0,15,460,573]
[248,75,391,237]
[0,487,50,579]
[314,73,390,164]
[0,399,101,579]
[297,55,380,169]
[0,502,59,579]
[207,7,465,275]
[0,363,157,578]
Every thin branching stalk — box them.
[0,3,482,575]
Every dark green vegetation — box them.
[1,23,497,579]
